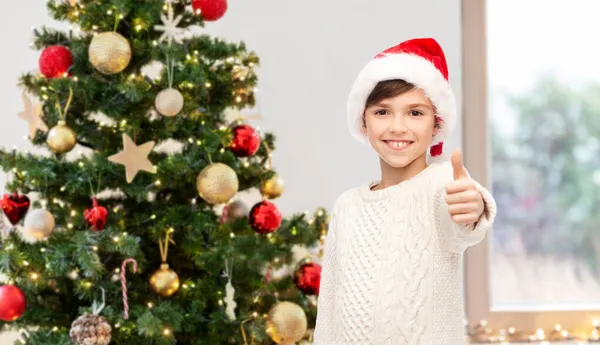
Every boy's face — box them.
[362,88,438,169]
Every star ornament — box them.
[154,6,185,45]
[108,134,157,183]
[17,92,48,139]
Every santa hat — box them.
[347,37,456,159]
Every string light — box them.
[22,261,29,266]
[30,273,39,280]
[163,328,171,336]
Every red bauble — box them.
[84,198,108,231]
[249,201,282,234]
[294,262,322,295]
[39,45,73,78]
[229,124,261,157]
[0,285,26,321]
[192,0,228,21]
[0,193,30,225]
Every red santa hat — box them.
[347,37,456,159]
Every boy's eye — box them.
[410,110,423,116]
[375,109,388,115]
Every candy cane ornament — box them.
[121,258,138,320]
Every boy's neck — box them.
[372,154,428,191]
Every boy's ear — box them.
[360,112,367,135]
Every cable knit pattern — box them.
[313,161,497,345]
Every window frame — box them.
[461,0,600,332]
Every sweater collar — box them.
[357,162,442,201]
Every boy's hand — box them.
[445,150,485,225]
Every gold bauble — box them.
[196,163,239,205]
[88,32,132,75]
[155,88,184,117]
[47,120,76,154]
[265,301,307,344]
[261,174,284,199]
[149,263,180,297]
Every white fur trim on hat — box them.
[347,53,456,147]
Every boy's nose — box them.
[390,115,407,134]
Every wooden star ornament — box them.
[108,134,156,183]
[17,92,48,139]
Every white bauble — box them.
[23,209,55,241]
[155,88,184,117]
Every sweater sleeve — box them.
[313,201,340,344]
[434,167,497,254]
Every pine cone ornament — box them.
[70,314,111,345]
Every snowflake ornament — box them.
[154,6,184,45]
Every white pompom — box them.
[155,88,184,117]
[22,209,55,241]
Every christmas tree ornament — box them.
[23,208,55,241]
[192,0,228,21]
[17,92,47,139]
[39,45,73,78]
[265,301,308,345]
[120,258,138,319]
[0,193,30,225]
[293,261,322,295]
[150,232,180,297]
[88,32,132,75]
[223,259,237,321]
[249,200,282,234]
[229,124,261,157]
[70,288,111,345]
[221,200,248,224]
[47,88,77,154]
[154,5,184,45]
[0,285,27,321]
[261,173,284,199]
[47,121,77,153]
[84,198,108,231]
[155,56,184,117]
[196,163,239,205]
[108,133,156,183]
[155,88,183,117]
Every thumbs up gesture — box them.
[445,150,485,225]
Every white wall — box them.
[0,0,461,342]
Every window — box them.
[463,0,600,333]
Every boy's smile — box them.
[383,139,413,151]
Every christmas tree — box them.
[0,1,327,344]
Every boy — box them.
[313,38,497,344]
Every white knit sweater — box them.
[313,161,497,345]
